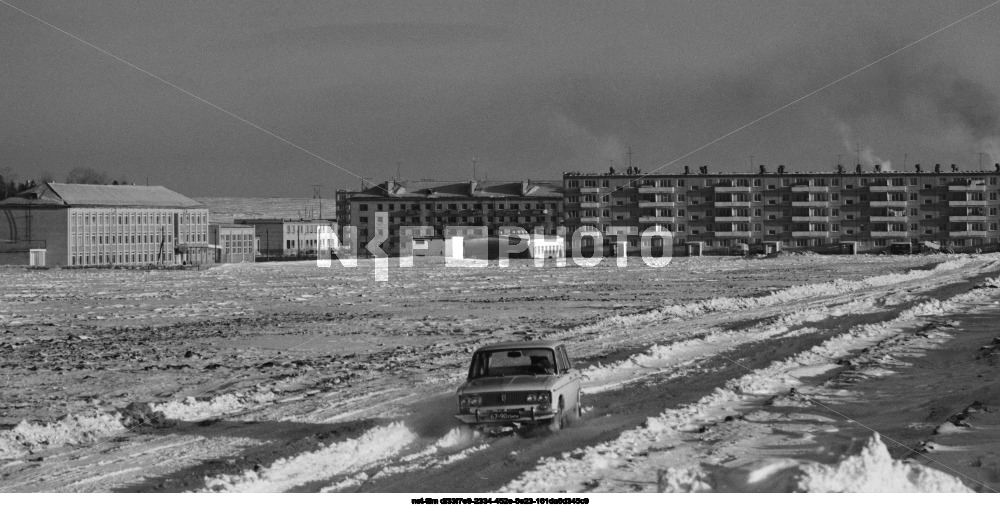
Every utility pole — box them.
[312,184,323,219]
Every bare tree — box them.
[66,167,110,185]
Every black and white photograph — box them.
[3,0,1000,499]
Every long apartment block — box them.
[562,164,1000,255]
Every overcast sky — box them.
[2,1,999,196]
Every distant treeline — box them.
[0,167,130,200]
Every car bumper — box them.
[455,406,557,425]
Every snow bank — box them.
[581,296,880,394]
[797,434,972,492]
[0,412,126,459]
[199,422,416,493]
[548,256,983,341]
[151,388,276,421]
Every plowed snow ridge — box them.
[198,422,416,492]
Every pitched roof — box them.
[347,180,564,200]
[0,183,204,209]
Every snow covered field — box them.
[1,254,999,493]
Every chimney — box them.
[934,163,941,173]
[951,164,959,172]
[915,164,922,173]
[469,181,478,196]
[855,164,862,174]
[874,164,881,173]
[699,165,708,175]
[634,167,641,174]
[684,165,690,175]
[609,166,615,174]
[759,164,766,174]
[995,163,1000,172]
[836,164,844,174]
[777,165,785,175]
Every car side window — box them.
[558,347,572,371]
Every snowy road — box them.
[1,254,999,492]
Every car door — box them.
[555,346,582,411]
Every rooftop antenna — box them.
[627,145,633,168]
[472,157,477,181]
[980,152,985,171]
[396,161,401,181]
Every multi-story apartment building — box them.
[335,180,564,256]
[0,182,210,266]
[562,164,1000,255]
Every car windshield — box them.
[468,348,556,379]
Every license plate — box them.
[488,412,521,421]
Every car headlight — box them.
[461,395,482,408]
[525,394,536,403]
[537,392,551,403]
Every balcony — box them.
[715,186,752,193]
[638,186,676,193]
[579,217,600,223]
[638,216,675,223]
[715,231,752,238]
[949,215,989,222]
[638,201,676,208]
[869,216,909,222]
[714,201,752,207]
[949,200,988,206]
[791,201,830,207]
[791,231,830,238]
[791,216,831,222]
[948,184,986,191]
[949,230,988,237]
[870,186,906,192]
[579,187,600,193]
[869,201,908,207]
[870,231,910,238]
[580,202,601,208]
[791,186,830,192]
[714,216,752,222]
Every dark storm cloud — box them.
[2,1,998,195]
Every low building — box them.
[209,223,256,263]
[232,218,338,258]
[0,182,209,267]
